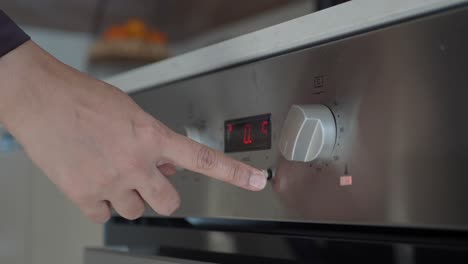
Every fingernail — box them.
[249,170,267,190]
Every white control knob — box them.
[278,104,336,162]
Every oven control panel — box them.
[131,6,468,230]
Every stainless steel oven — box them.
[87,3,468,263]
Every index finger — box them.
[162,132,267,191]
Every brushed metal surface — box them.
[131,6,468,230]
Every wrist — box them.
[0,41,47,126]
[0,40,80,140]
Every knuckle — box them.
[67,185,93,204]
[138,119,172,146]
[120,157,144,175]
[60,173,89,201]
[95,173,117,190]
[118,160,151,184]
[92,166,122,191]
[140,125,158,143]
[152,120,172,140]
[195,145,217,170]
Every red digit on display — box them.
[227,123,233,133]
[261,120,269,135]
[243,124,253,145]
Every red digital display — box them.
[224,114,271,153]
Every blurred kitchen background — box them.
[0,1,346,264]
[0,0,341,79]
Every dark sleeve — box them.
[0,10,30,57]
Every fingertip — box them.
[248,170,268,191]
[93,213,111,224]
[157,195,181,216]
[121,206,144,221]
[111,190,146,221]
[87,200,112,224]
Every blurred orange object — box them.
[89,18,169,63]
[104,26,127,40]
[146,31,168,44]
[102,19,165,42]
[124,19,147,38]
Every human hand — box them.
[0,41,267,223]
